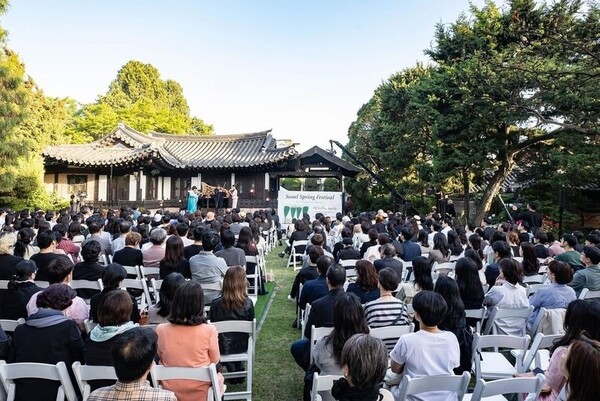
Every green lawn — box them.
[252,245,305,401]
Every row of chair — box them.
[0,318,256,401]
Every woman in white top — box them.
[483,258,529,336]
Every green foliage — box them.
[346,0,600,222]
[323,178,339,191]
[71,60,214,139]
[280,178,301,191]
[303,177,319,191]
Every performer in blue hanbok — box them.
[187,186,199,213]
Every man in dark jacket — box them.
[374,244,404,280]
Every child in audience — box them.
[389,290,460,401]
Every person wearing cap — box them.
[568,246,600,296]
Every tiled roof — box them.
[43,123,297,170]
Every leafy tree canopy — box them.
[69,60,213,140]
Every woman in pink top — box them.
[157,281,224,401]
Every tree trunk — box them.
[462,169,470,224]
[474,154,515,225]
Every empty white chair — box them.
[310,373,343,401]
[245,255,261,298]
[472,333,529,381]
[468,374,544,401]
[0,361,78,401]
[71,362,117,401]
[211,319,256,401]
[150,363,222,401]
[394,372,470,401]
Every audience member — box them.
[159,236,191,279]
[346,260,380,303]
[90,263,140,324]
[0,260,42,320]
[112,231,143,267]
[397,256,433,304]
[189,230,228,303]
[364,268,410,328]
[568,246,600,296]
[209,266,255,378]
[88,327,176,401]
[148,272,185,324]
[156,280,224,401]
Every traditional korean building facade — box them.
[43,123,359,210]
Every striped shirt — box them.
[364,296,411,328]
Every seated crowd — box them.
[286,206,600,401]
[0,203,599,400]
[0,205,271,400]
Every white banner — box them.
[278,188,343,225]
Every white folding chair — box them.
[468,374,544,401]
[300,304,312,339]
[525,284,551,297]
[465,307,487,334]
[394,372,470,401]
[288,240,308,270]
[151,363,222,401]
[138,266,160,280]
[211,319,256,401]
[472,333,529,381]
[245,255,261,298]
[368,324,414,352]
[379,388,394,401]
[522,274,547,285]
[0,319,25,334]
[83,319,98,335]
[201,281,223,312]
[310,373,343,401]
[71,362,117,401]
[578,288,600,300]
[69,279,103,303]
[35,280,51,288]
[0,280,10,290]
[339,259,358,269]
[310,325,334,363]
[150,278,163,304]
[483,306,533,336]
[0,361,78,401]
[528,307,565,336]
[520,333,562,372]
[121,278,152,310]
[121,265,141,279]
[433,262,456,276]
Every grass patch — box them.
[252,245,305,401]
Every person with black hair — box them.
[514,202,543,229]
[298,255,333,311]
[484,240,512,288]
[398,225,421,262]
[569,246,600,296]
[428,232,450,265]
[454,257,485,312]
[111,220,132,255]
[89,263,140,324]
[389,291,460,400]
[112,232,143,268]
[527,261,576,332]
[434,276,472,374]
[30,231,71,281]
[159,236,191,279]
[184,225,204,259]
[53,222,81,262]
[306,293,369,401]
[9,284,84,401]
[148,272,185,324]
[88,327,176,401]
[553,234,584,270]
[364,268,410,328]
[484,258,529,336]
[72,240,104,299]
[291,263,346,372]
[156,281,224,401]
[82,220,112,255]
[289,246,323,301]
[0,260,42,320]
[398,256,433,303]
[189,231,228,304]
[215,229,246,267]
[534,231,550,259]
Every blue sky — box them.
[4,0,491,150]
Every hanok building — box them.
[43,123,360,210]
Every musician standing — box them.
[230,185,238,209]
[187,186,199,213]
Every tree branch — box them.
[525,108,599,135]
